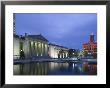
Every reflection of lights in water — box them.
[73,63,75,69]
[59,63,61,67]
[54,63,58,70]
[41,63,44,75]
[63,63,67,68]
[62,63,65,67]
[14,62,97,75]
[66,63,69,68]
[78,67,82,72]
[45,63,48,75]
[50,62,55,70]
[83,62,87,65]
[50,62,70,70]
[54,63,58,67]
[14,65,20,75]
[75,64,77,67]
[62,63,69,69]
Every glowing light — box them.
[38,42,41,48]
[31,41,33,45]
[45,44,47,49]
[42,43,43,46]
[73,63,75,69]
[35,42,37,46]
[50,62,55,70]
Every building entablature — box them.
[49,43,69,50]
[27,34,48,42]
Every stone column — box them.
[44,43,45,56]
[37,42,39,56]
[63,53,64,58]
[42,43,44,56]
[45,44,47,56]
[31,41,33,56]
[35,42,37,57]
[66,52,68,58]
[63,52,65,58]
[41,42,42,56]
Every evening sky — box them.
[15,13,97,49]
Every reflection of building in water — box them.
[14,33,70,59]
[83,33,97,58]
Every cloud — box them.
[15,13,97,49]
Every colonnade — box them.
[58,50,68,58]
[29,41,48,57]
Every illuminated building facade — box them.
[83,33,97,58]
[14,33,49,59]
[48,43,68,58]
[14,33,69,59]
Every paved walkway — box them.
[14,57,80,64]
[14,57,97,65]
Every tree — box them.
[20,50,25,59]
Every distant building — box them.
[68,49,79,58]
[83,33,97,58]
[48,43,68,58]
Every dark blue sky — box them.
[15,13,97,49]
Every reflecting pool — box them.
[14,62,97,75]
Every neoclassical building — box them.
[13,14,69,59]
[14,33,49,59]
[48,43,69,58]
[14,33,69,59]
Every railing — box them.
[14,57,80,65]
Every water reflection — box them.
[14,62,97,75]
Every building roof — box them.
[14,34,19,38]
[20,36,25,40]
[49,43,68,49]
[27,34,48,42]
[14,34,25,40]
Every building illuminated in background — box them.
[13,33,69,59]
[83,33,97,58]
[13,13,98,76]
